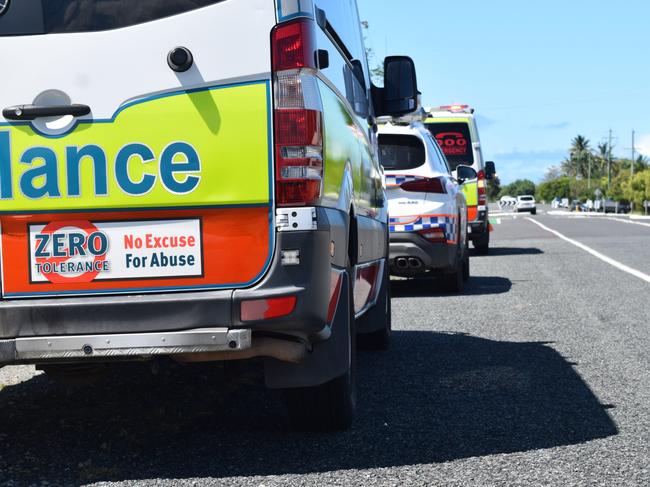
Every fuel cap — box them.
[167,47,194,72]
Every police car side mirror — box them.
[380,56,418,117]
[456,165,477,184]
[485,161,496,180]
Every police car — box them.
[424,105,496,254]
[379,117,472,292]
[0,0,420,430]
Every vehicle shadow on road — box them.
[391,276,512,297]
[471,247,544,257]
[0,332,617,484]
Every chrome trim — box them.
[14,328,251,361]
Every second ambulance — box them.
[424,105,496,254]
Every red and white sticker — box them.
[28,218,203,284]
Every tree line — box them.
[537,135,649,207]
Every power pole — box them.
[607,129,612,188]
[631,130,635,178]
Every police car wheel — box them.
[284,267,356,431]
[441,234,464,293]
[462,251,470,281]
[441,259,464,293]
[357,261,391,351]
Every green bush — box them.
[536,177,571,201]
[620,169,650,210]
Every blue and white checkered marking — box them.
[389,215,457,242]
[384,174,419,187]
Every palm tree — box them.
[562,135,592,182]
[635,154,649,172]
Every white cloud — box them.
[486,149,566,183]
[637,133,650,156]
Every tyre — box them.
[441,228,464,293]
[441,257,463,293]
[462,250,470,281]
[284,268,356,431]
[357,261,391,351]
[531,208,537,215]
[473,228,489,255]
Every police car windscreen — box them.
[425,122,474,170]
[378,134,426,170]
[0,0,225,35]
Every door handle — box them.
[2,104,91,121]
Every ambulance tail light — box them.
[272,19,324,207]
[477,169,487,205]
[400,177,447,194]
[272,19,317,71]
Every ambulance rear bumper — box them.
[0,207,351,352]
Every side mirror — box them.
[380,56,418,117]
[456,165,477,184]
[485,161,496,180]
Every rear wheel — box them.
[441,257,463,293]
[531,208,537,215]
[284,268,356,431]
[462,250,470,281]
[473,228,490,255]
[441,221,465,293]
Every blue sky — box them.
[358,0,650,183]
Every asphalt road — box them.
[1,206,649,486]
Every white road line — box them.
[546,210,650,225]
[525,217,650,284]
[490,212,519,217]
[604,217,650,229]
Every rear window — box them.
[378,134,426,171]
[519,196,534,201]
[424,122,474,170]
[0,0,225,36]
